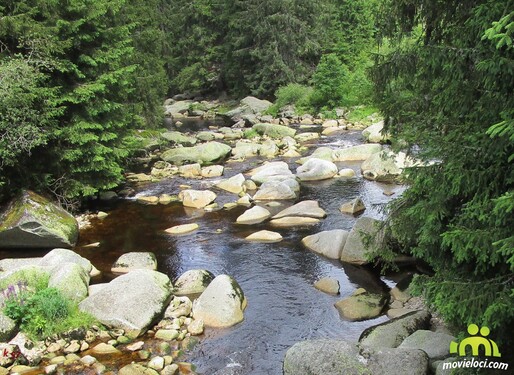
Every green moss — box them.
[0,268,50,291]
[243,129,259,139]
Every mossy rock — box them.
[0,190,78,249]
[252,123,296,139]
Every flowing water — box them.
[0,122,407,374]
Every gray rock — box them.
[340,198,366,214]
[248,161,293,184]
[178,189,217,208]
[361,150,418,182]
[252,123,296,139]
[197,131,216,142]
[332,144,382,161]
[398,330,456,360]
[0,190,78,249]
[178,163,202,178]
[216,173,246,194]
[240,96,272,114]
[294,132,320,143]
[314,278,340,295]
[272,200,326,219]
[362,121,390,143]
[359,310,431,349]
[160,131,197,146]
[111,252,158,273]
[259,140,279,158]
[40,248,93,274]
[253,180,298,201]
[335,289,388,321]
[0,312,16,342]
[174,269,215,296]
[9,332,45,365]
[284,339,370,375]
[0,257,42,273]
[48,262,90,302]
[361,346,429,375]
[245,230,283,243]
[164,100,192,116]
[302,230,349,259]
[231,141,262,158]
[161,141,231,166]
[201,165,224,178]
[164,296,193,318]
[340,217,383,265]
[236,206,271,225]
[192,275,246,328]
[79,270,173,338]
[296,158,338,181]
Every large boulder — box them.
[302,230,349,259]
[398,330,455,361]
[79,270,173,337]
[111,252,158,273]
[284,339,370,375]
[340,217,383,265]
[334,289,388,321]
[164,100,192,117]
[248,162,293,184]
[272,200,326,219]
[253,180,298,201]
[296,158,338,181]
[192,275,246,328]
[361,150,416,182]
[0,190,79,249]
[40,248,93,274]
[332,144,382,161]
[240,96,273,114]
[236,206,271,225]
[252,123,296,139]
[178,189,217,208]
[359,310,431,349]
[297,147,333,164]
[174,269,215,296]
[161,142,231,166]
[48,262,90,302]
[362,121,390,143]
[361,346,429,375]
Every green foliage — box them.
[3,285,96,340]
[266,83,313,116]
[371,0,514,348]
[243,129,259,139]
[0,270,49,292]
[311,53,349,109]
[346,106,380,125]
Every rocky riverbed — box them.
[0,96,452,375]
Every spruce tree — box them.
[372,0,514,347]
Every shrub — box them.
[266,83,313,116]
[3,285,96,340]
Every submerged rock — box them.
[0,190,78,249]
[111,252,158,273]
[334,289,388,321]
[339,197,366,215]
[245,230,283,243]
[165,223,199,235]
[192,275,246,328]
[272,200,326,219]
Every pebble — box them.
[126,341,145,351]
[148,356,165,371]
[80,355,97,365]
[155,329,179,341]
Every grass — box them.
[346,105,380,126]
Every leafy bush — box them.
[266,83,313,116]
[3,285,96,340]
[310,53,349,110]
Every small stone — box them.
[161,364,179,375]
[314,278,340,295]
[187,319,204,336]
[50,356,66,364]
[80,355,97,365]
[164,356,174,365]
[97,211,108,219]
[155,329,179,341]
[138,350,151,360]
[46,343,61,353]
[65,353,81,363]
[93,362,107,374]
[64,341,80,354]
[245,230,283,243]
[223,203,238,210]
[91,343,121,355]
[237,195,252,207]
[107,339,118,346]
[340,198,366,214]
[11,365,36,373]
[158,342,172,356]
[45,364,58,374]
[126,341,145,351]
[117,335,131,345]
[148,356,165,371]
[337,168,356,178]
[165,223,199,235]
